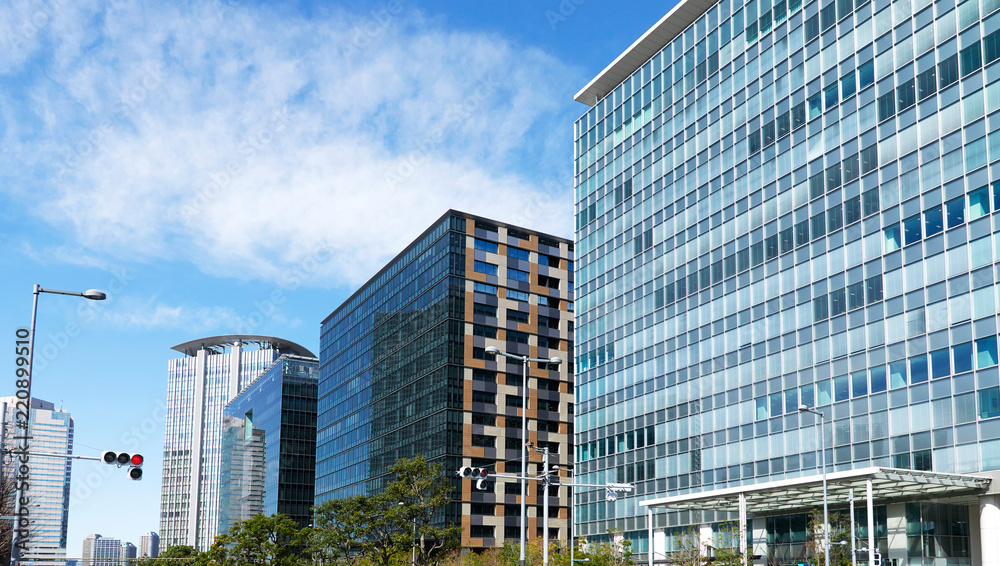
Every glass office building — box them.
[316,210,575,550]
[574,0,1000,562]
[160,335,314,551]
[0,398,73,566]
[218,354,318,532]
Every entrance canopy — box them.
[640,467,992,515]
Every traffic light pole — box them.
[3,451,102,462]
[461,466,632,566]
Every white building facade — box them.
[138,532,158,558]
[80,535,120,566]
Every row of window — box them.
[473,233,569,267]
[466,525,562,541]
[812,275,884,319]
[469,372,568,391]
[472,305,563,329]
[885,183,997,250]
[471,325,550,347]
[473,281,573,310]
[578,426,657,461]
[657,190,877,305]
[471,426,564,449]
[473,260,563,288]
[735,337,1000,422]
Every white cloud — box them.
[94,295,246,331]
[1,0,580,287]
[92,294,303,334]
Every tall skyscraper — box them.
[1,397,73,565]
[316,210,575,549]
[219,354,318,532]
[138,532,158,558]
[160,335,315,551]
[575,0,1000,562]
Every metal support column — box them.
[648,507,654,566]
[739,492,748,566]
[867,478,875,564]
[850,489,857,566]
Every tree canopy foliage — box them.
[138,456,462,566]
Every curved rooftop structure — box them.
[170,334,315,358]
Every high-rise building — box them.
[138,532,158,558]
[218,354,318,532]
[316,210,575,549]
[80,535,121,566]
[574,0,1000,562]
[160,335,315,551]
[0,397,73,565]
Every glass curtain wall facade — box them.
[218,354,318,532]
[160,335,315,551]
[574,0,1000,560]
[316,210,575,550]
[0,398,73,566]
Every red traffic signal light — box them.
[101,451,143,480]
[458,466,489,490]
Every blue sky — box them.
[0,0,675,552]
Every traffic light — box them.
[101,451,143,480]
[128,453,143,481]
[457,466,489,490]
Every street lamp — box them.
[12,285,105,566]
[799,404,829,566]
[485,346,562,566]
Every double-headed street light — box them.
[485,346,562,566]
[799,404,829,566]
[12,285,106,566]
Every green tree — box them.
[133,545,203,566]
[575,530,632,566]
[710,522,749,566]
[309,495,374,566]
[359,493,410,566]
[384,455,462,566]
[662,526,705,566]
[806,510,851,566]
[208,513,305,566]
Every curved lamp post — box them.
[11,286,105,566]
[485,346,562,566]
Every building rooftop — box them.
[574,0,717,106]
[321,209,572,326]
[170,335,315,358]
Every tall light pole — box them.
[485,346,562,566]
[799,404,829,566]
[12,285,105,566]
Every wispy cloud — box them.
[95,295,250,332]
[2,0,580,287]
